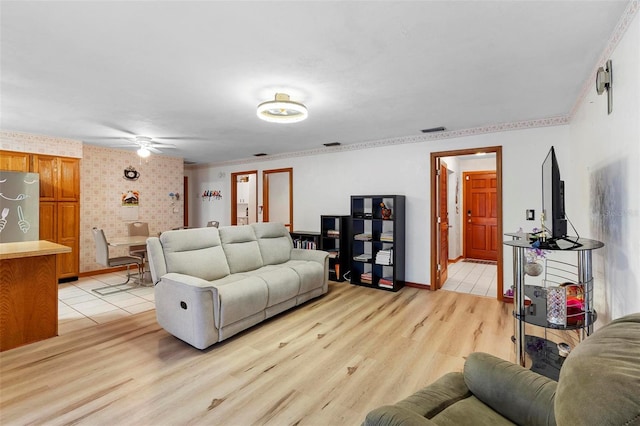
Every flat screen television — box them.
[541,146,567,240]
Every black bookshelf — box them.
[349,195,405,291]
[289,231,320,250]
[320,215,350,282]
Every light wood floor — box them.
[0,282,514,425]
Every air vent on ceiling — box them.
[253,153,268,157]
[421,126,446,133]
[323,142,341,147]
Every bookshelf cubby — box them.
[320,215,350,282]
[349,195,405,291]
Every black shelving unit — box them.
[320,215,350,282]
[349,195,405,291]
[289,231,321,250]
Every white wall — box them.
[189,126,567,287]
[567,9,640,322]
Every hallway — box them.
[442,259,497,298]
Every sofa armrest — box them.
[463,352,557,425]
[290,248,329,264]
[363,405,437,426]
[147,236,166,284]
[161,272,215,289]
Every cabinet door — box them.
[57,157,80,201]
[0,150,30,171]
[57,202,79,279]
[32,155,57,201]
[39,202,57,242]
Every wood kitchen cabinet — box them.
[0,151,30,172]
[1,151,81,282]
[32,155,80,282]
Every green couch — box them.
[363,313,640,425]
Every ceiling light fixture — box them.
[137,147,151,158]
[257,93,308,123]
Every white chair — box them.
[206,220,219,228]
[91,227,143,295]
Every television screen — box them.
[542,146,567,239]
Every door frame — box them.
[231,170,258,226]
[430,146,503,300]
[262,167,293,230]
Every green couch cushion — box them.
[555,313,640,425]
[464,352,557,425]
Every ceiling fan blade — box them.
[149,143,176,149]
[147,147,163,154]
[100,123,138,136]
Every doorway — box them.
[231,170,257,226]
[430,146,503,300]
[263,168,293,231]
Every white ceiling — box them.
[1,1,630,165]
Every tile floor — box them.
[441,259,497,297]
[58,271,155,335]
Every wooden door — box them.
[57,202,79,279]
[32,155,57,201]
[464,171,498,261]
[0,150,30,171]
[438,162,449,288]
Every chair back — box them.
[127,221,149,253]
[207,221,220,228]
[92,227,110,267]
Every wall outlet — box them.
[526,209,535,220]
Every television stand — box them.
[535,236,582,250]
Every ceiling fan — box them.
[111,136,177,157]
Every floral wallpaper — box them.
[0,130,184,274]
[80,145,184,272]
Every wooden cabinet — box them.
[0,151,30,171]
[350,195,405,291]
[32,155,80,201]
[33,156,80,281]
[0,151,80,282]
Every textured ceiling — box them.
[0,1,631,164]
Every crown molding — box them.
[193,115,569,169]
[569,0,639,120]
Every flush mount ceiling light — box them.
[257,93,308,123]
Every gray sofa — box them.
[146,222,329,349]
[364,312,640,425]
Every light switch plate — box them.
[526,209,535,220]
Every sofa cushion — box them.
[160,227,230,281]
[555,313,640,425]
[214,275,268,327]
[219,225,264,273]
[252,222,293,265]
[285,260,325,295]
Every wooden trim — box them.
[262,167,293,230]
[430,146,504,301]
[183,176,188,227]
[78,266,129,277]
[405,281,431,290]
[230,170,258,226]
